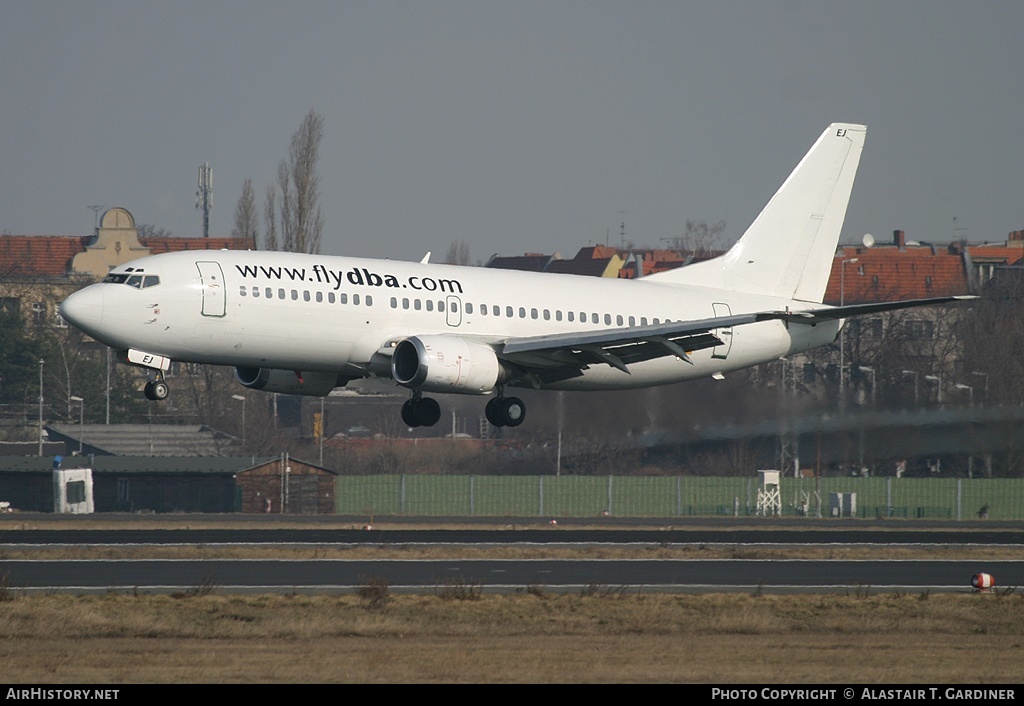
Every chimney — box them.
[893,230,906,251]
[1009,230,1024,248]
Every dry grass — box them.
[0,591,1021,683]
[1,543,1020,561]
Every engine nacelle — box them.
[234,367,343,396]
[391,335,505,394]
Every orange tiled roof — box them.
[0,235,92,278]
[142,236,255,253]
[824,245,970,305]
[0,234,255,279]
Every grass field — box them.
[1,590,1021,683]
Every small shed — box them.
[235,456,337,514]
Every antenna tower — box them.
[196,162,212,238]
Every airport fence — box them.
[334,475,1024,521]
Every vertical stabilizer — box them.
[647,123,866,303]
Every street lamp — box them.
[70,396,84,453]
[38,359,44,456]
[971,372,989,404]
[232,394,246,446]
[858,366,876,405]
[925,374,942,405]
[839,257,860,410]
[901,370,919,407]
[955,383,974,407]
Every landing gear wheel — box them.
[499,397,526,427]
[144,380,169,401]
[401,399,421,427]
[415,397,441,427]
[485,397,505,427]
[402,396,442,427]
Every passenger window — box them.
[567,311,574,322]
[543,309,550,320]
[466,303,473,314]
[390,297,398,308]
[366,295,372,306]
[316,291,323,303]
[239,286,247,296]
[506,306,513,317]
[303,291,311,302]
[604,314,611,325]
[266,288,273,299]
[426,300,433,312]
[555,310,562,321]
[328,292,336,304]
[414,299,422,310]
[402,298,410,309]
[493,305,500,316]
[340,293,348,304]
[290,290,298,301]
[353,294,360,305]
[531,308,538,319]
[616,315,623,326]
[591,313,599,324]
[519,307,527,318]
[252,287,260,298]
[640,317,647,326]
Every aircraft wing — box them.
[765,295,976,324]
[497,295,975,382]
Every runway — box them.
[2,521,1021,594]
[0,558,1019,594]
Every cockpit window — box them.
[102,273,160,288]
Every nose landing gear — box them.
[144,372,169,401]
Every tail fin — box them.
[647,123,866,303]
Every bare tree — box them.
[682,219,727,258]
[263,184,278,251]
[267,109,325,253]
[232,178,259,242]
[136,224,173,239]
[444,239,471,266]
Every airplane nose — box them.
[59,286,105,334]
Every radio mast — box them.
[196,162,212,238]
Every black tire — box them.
[144,380,169,401]
[500,397,525,427]
[416,397,441,427]
[401,399,421,427]
[485,397,505,427]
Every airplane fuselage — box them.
[63,248,839,391]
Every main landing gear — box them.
[143,372,169,401]
[401,392,441,428]
[485,392,526,428]
[401,390,527,429]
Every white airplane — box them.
[60,123,969,429]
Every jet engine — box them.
[234,367,343,396]
[391,335,506,394]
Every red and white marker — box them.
[971,573,995,592]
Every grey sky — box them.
[3,2,1022,262]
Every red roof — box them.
[824,245,970,304]
[0,234,255,279]
[0,235,91,278]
